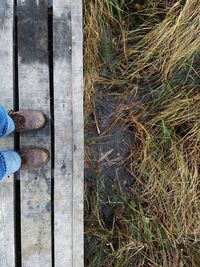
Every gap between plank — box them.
[14,1,22,266]
[48,1,55,266]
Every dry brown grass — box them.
[84,0,101,120]
[84,0,200,266]
[83,0,125,120]
[129,0,200,80]
[127,85,200,266]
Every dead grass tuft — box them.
[131,0,200,80]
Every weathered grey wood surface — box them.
[71,1,84,266]
[17,0,52,266]
[54,1,84,266]
[53,1,73,266]
[0,0,15,266]
[0,0,83,266]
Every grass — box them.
[84,1,200,266]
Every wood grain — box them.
[17,0,52,266]
[53,1,73,266]
[54,0,84,266]
[0,0,15,266]
[71,0,84,266]
[0,0,83,265]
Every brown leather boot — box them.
[8,110,46,132]
[19,148,50,170]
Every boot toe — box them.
[32,111,46,130]
[38,148,50,167]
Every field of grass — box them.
[84,1,200,266]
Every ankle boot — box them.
[19,148,50,170]
[8,110,46,132]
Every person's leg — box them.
[0,105,15,137]
[0,107,19,179]
[0,106,49,180]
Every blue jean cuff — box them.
[0,105,15,137]
[4,114,15,136]
[0,151,21,181]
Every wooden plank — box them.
[54,0,84,266]
[71,0,84,266]
[0,0,15,266]
[17,1,52,266]
[53,2,73,266]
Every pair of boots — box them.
[0,108,49,181]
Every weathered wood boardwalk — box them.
[0,0,83,266]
